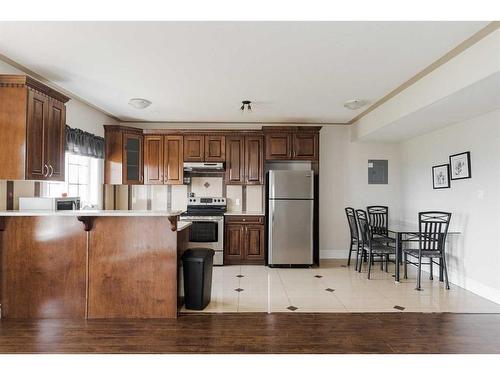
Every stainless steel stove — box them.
[179,197,226,265]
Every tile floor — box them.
[181,260,500,313]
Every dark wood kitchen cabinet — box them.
[164,135,184,184]
[183,135,204,162]
[184,134,225,162]
[104,125,144,185]
[263,127,320,161]
[264,132,292,160]
[0,75,69,181]
[204,135,225,162]
[225,134,263,185]
[224,216,265,265]
[143,134,183,185]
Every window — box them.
[45,153,103,208]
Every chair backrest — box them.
[367,206,389,236]
[345,207,359,241]
[418,211,452,252]
[355,209,371,248]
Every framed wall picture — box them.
[449,151,471,180]
[432,164,450,189]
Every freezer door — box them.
[268,170,314,199]
[268,199,313,265]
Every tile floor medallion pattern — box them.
[180,260,500,313]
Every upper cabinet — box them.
[184,134,225,162]
[104,125,144,185]
[144,134,184,185]
[263,127,320,161]
[0,75,69,181]
[225,134,263,185]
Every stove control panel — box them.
[187,197,226,206]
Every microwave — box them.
[19,197,81,211]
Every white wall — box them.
[319,126,401,258]
[399,109,500,303]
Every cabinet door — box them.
[183,135,205,162]
[265,133,292,160]
[244,225,265,263]
[123,133,143,184]
[26,89,49,180]
[245,136,263,184]
[205,135,225,162]
[44,99,66,181]
[224,224,244,264]
[164,135,184,185]
[144,135,164,184]
[293,132,318,160]
[225,136,245,184]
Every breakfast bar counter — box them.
[0,210,188,319]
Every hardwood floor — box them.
[1,313,500,353]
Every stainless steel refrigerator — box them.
[267,170,314,266]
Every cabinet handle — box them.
[43,164,49,177]
[48,164,54,177]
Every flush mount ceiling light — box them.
[240,100,252,112]
[128,98,152,109]
[343,99,368,110]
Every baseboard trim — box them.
[320,250,348,259]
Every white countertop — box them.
[224,211,265,216]
[177,221,192,231]
[0,209,184,217]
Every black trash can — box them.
[181,248,215,310]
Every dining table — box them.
[385,221,461,283]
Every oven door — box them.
[181,216,224,265]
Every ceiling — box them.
[361,71,500,142]
[0,21,489,123]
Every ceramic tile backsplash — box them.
[226,185,243,212]
[246,185,264,212]
[151,185,168,211]
[0,180,6,210]
[13,181,35,210]
[171,185,188,211]
[131,185,148,210]
[191,177,223,197]
[115,185,129,210]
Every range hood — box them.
[183,162,225,172]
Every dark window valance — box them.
[65,126,105,159]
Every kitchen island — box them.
[0,210,189,319]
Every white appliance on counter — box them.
[19,197,81,211]
[178,196,226,266]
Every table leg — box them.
[395,233,401,283]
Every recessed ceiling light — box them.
[343,99,368,110]
[128,98,152,109]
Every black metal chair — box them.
[345,207,361,269]
[403,211,452,290]
[356,209,396,279]
[367,205,396,268]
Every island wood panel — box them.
[0,216,87,319]
[88,217,178,318]
[0,86,27,180]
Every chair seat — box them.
[363,243,395,254]
[403,248,442,257]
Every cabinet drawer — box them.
[225,215,264,225]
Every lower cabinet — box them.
[224,216,265,265]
